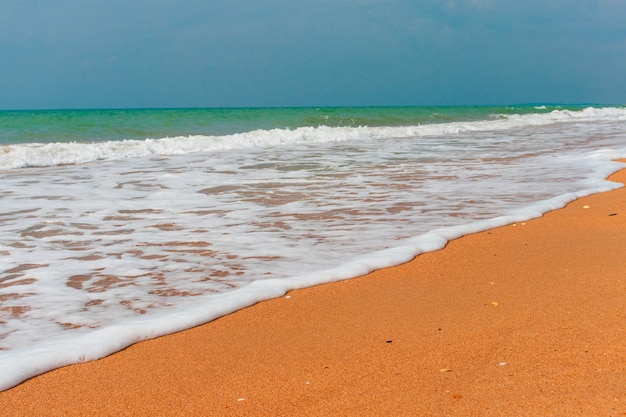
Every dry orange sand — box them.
[2,168,626,417]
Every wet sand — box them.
[2,168,625,416]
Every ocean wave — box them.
[1,106,625,170]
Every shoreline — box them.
[2,167,626,416]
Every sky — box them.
[1,0,625,109]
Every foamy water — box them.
[1,106,625,391]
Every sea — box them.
[1,105,626,391]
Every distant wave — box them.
[1,107,625,170]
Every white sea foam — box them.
[1,107,626,391]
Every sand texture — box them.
[2,168,625,416]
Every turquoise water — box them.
[0,105,591,145]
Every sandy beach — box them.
[2,166,625,416]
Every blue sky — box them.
[1,0,625,109]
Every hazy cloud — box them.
[1,0,624,109]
